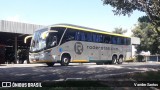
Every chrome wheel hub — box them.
[64,58,68,63]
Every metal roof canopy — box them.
[0,20,44,64]
[0,20,44,46]
[0,20,44,34]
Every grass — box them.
[106,70,160,81]
[133,70,160,81]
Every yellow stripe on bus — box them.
[30,60,89,63]
[71,60,89,63]
[51,25,130,38]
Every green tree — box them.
[102,0,160,35]
[112,27,127,34]
[132,21,160,54]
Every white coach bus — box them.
[25,24,139,66]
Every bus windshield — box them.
[30,28,48,52]
[30,27,62,52]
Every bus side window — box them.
[75,31,80,41]
[111,36,117,44]
[129,38,131,45]
[61,28,76,44]
[104,35,111,43]
[124,38,127,45]
[93,34,100,43]
[81,31,86,41]
[117,37,123,45]
[117,37,120,45]
[67,35,74,41]
[126,38,131,45]
[67,30,75,41]
[121,37,125,45]
[100,35,103,43]
[86,32,92,42]
[96,34,101,43]
[92,34,96,42]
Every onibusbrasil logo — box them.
[74,42,83,55]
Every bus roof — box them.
[49,23,130,38]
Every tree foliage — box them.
[132,21,160,54]
[102,0,160,35]
[112,27,127,34]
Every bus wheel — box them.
[46,63,54,67]
[112,56,117,64]
[61,56,70,66]
[117,57,123,64]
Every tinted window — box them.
[91,33,102,43]
[124,38,131,45]
[99,35,103,43]
[124,38,127,45]
[111,36,117,44]
[75,31,80,41]
[103,35,111,43]
[50,27,66,45]
[117,37,125,45]
[81,32,86,41]
[60,28,129,45]
[120,37,125,45]
[92,34,97,42]
[75,31,86,41]
[61,28,76,44]
[86,32,92,42]
[46,33,58,48]
[75,31,104,42]
[126,38,131,45]
[117,37,121,45]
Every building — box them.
[0,20,44,64]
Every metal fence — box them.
[136,55,160,62]
[144,55,160,62]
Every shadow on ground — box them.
[0,63,160,81]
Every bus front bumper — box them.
[29,53,58,63]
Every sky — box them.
[0,0,145,36]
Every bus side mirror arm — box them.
[24,35,32,43]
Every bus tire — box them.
[112,56,117,64]
[46,63,54,67]
[117,57,123,64]
[61,56,70,66]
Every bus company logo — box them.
[74,42,83,55]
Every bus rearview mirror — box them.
[24,35,32,43]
